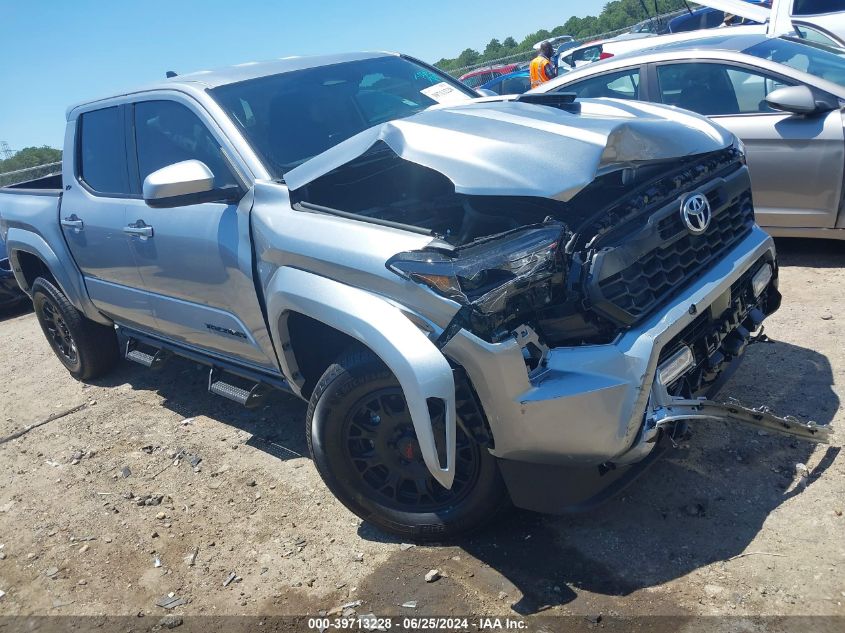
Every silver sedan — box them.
[532,33,845,240]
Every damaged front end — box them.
[284,97,831,501]
[387,222,567,347]
[284,99,751,350]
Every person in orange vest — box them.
[529,41,557,89]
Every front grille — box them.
[597,192,754,319]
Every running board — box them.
[646,398,831,444]
[125,339,168,370]
[208,368,268,409]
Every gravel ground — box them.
[0,238,843,627]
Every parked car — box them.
[0,237,27,308]
[558,0,791,70]
[669,6,750,32]
[534,33,845,239]
[778,0,845,41]
[532,35,574,49]
[0,51,826,540]
[671,0,845,45]
[458,63,519,88]
[479,69,532,94]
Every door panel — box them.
[714,111,844,228]
[62,105,156,329]
[126,98,277,369]
[124,196,277,368]
[654,61,844,229]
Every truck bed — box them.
[0,172,63,195]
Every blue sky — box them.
[0,0,607,151]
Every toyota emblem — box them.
[681,193,712,235]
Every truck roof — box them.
[67,51,397,117]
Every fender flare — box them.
[6,228,110,325]
[265,266,456,489]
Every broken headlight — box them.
[386,224,564,314]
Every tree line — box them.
[0,146,63,174]
[434,0,690,72]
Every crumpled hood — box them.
[284,98,735,202]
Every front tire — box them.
[31,277,119,380]
[306,348,508,541]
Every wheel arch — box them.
[264,266,458,488]
[6,228,110,325]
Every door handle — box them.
[123,221,154,238]
[61,215,84,231]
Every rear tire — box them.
[306,348,508,541]
[31,277,119,380]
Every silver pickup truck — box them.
[0,52,829,540]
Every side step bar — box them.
[208,368,268,409]
[125,339,169,370]
[122,334,271,409]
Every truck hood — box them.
[284,99,734,202]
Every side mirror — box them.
[476,88,498,97]
[766,85,833,115]
[143,160,215,207]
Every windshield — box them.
[211,55,475,176]
[744,37,845,86]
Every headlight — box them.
[656,345,695,387]
[732,136,747,164]
[386,224,563,314]
[751,263,773,298]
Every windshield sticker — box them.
[420,82,469,105]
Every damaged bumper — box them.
[646,399,831,444]
[443,225,830,508]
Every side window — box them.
[669,14,699,33]
[657,63,793,116]
[794,23,842,47]
[78,107,130,195]
[573,46,603,64]
[793,0,844,16]
[500,76,531,94]
[133,100,237,190]
[703,10,726,28]
[560,68,641,100]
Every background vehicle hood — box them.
[692,0,770,25]
[284,99,734,201]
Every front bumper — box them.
[443,225,784,466]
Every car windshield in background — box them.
[211,56,475,177]
[745,37,845,86]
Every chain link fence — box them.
[0,161,62,188]
[443,9,687,79]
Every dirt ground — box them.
[0,238,843,629]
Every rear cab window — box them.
[77,106,130,196]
